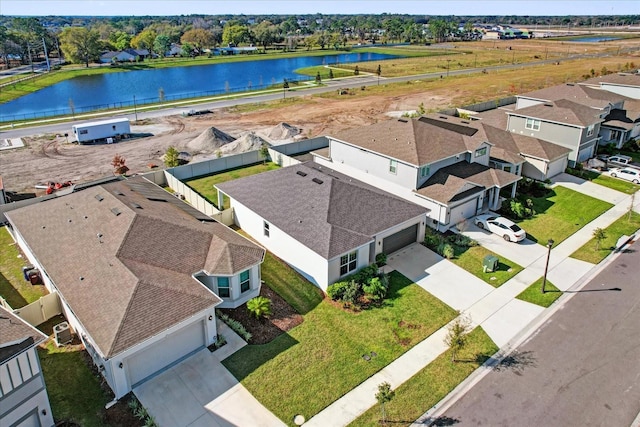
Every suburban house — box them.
[0,306,54,427]
[4,177,265,399]
[99,48,150,63]
[216,162,428,290]
[509,83,635,163]
[581,72,640,100]
[309,116,521,232]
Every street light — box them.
[541,239,554,293]
[133,95,138,122]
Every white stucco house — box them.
[5,177,265,400]
[310,116,521,232]
[217,162,428,290]
[0,307,54,427]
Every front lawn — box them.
[516,278,563,308]
[570,211,640,264]
[566,168,640,194]
[451,245,523,288]
[349,327,498,427]
[185,162,279,208]
[514,186,613,244]
[222,271,457,425]
[0,226,47,308]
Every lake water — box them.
[1,52,400,122]
[571,36,620,43]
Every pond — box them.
[570,36,621,43]
[1,52,401,122]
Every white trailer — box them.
[72,118,130,144]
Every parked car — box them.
[610,167,640,184]
[474,214,526,242]
[607,155,640,170]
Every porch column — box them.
[217,189,224,210]
[493,188,501,210]
[510,182,517,198]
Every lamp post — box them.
[541,239,554,293]
[133,95,138,122]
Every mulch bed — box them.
[219,285,303,345]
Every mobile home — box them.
[72,118,130,144]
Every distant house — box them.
[217,162,427,290]
[312,116,520,232]
[580,72,640,100]
[100,50,136,63]
[0,306,54,427]
[5,177,265,399]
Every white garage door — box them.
[126,320,205,387]
[450,198,478,226]
[547,157,567,178]
[382,223,419,255]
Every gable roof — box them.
[6,177,264,358]
[519,83,628,109]
[217,162,427,259]
[480,123,571,162]
[580,72,640,89]
[508,99,603,127]
[417,162,520,204]
[0,307,46,364]
[330,117,487,166]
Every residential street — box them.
[433,238,640,427]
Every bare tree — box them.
[444,314,472,362]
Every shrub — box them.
[353,264,380,284]
[375,252,387,267]
[363,276,388,301]
[438,242,455,259]
[217,312,252,342]
[424,228,442,249]
[342,281,362,306]
[327,281,350,301]
[447,233,478,248]
[247,296,272,319]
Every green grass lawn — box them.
[184,162,280,208]
[261,251,324,315]
[37,341,114,427]
[515,186,613,244]
[451,245,523,287]
[570,211,640,264]
[568,169,640,194]
[0,227,47,307]
[516,278,563,308]
[223,271,457,425]
[349,327,498,427]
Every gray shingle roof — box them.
[480,123,571,162]
[5,177,264,358]
[0,307,46,363]
[217,162,427,259]
[519,83,628,108]
[330,117,486,166]
[580,72,640,88]
[508,99,603,127]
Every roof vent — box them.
[114,190,124,196]
[312,178,324,185]
[544,103,554,107]
[439,116,448,120]
[461,120,470,124]
[95,194,104,202]
[296,171,308,177]
[110,208,121,216]
[398,118,408,123]
[567,83,574,86]
[130,203,142,209]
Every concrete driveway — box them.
[386,243,495,312]
[134,322,285,427]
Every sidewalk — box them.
[305,181,640,427]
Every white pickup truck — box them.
[605,155,640,170]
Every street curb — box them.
[415,233,638,426]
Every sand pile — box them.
[219,132,269,155]
[187,127,236,153]
[268,122,301,140]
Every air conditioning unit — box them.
[53,322,72,346]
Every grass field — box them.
[570,210,640,264]
[515,186,613,244]
[451,245,523,287]
[516,278,563,307]
[349,326,498,427]
[223,271,457,426]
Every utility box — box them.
[483,255,499,273]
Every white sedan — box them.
[474,214,526,242]
[610,168,640,184]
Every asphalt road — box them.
[2,47,632,139]
[437,238,640,427]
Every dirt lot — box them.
[0,91,446,194]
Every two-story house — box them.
[310,116,520,232]
[0,307,54,427]
[5,177,265,400]
[580,72,640,100]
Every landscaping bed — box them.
[219,285,303,345]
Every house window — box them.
[217,277,230,298]
[79,129,88,135]
[610,130,622,141]
[389,159,398,174]
[525,118,541,131]
[420,165,430,177]
[475,147,487,157]
[340,251,358,276]
[504,165,512,173]
[263,221,270,237]
[515,165,520,174]
[586,124,595,137]
[240,270,250,293]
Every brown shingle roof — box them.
[519,83,628,108]
[580,72,640,88]
[217,162,427,259]
[417,162,520,204]
[481,123,571,161]
[6,177,264,358]
[330,117,485,166]
[508,99,603,127]
[0,307,46,363]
